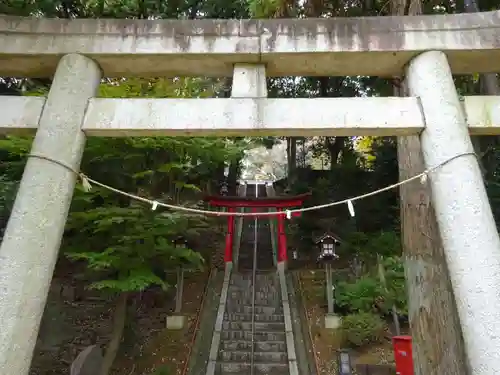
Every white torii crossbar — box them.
[1,13,500,375]
[2,95,500,137]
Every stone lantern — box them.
[316,233,340,263]
[167,236,189,330]
[314,232,342,329]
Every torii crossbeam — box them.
[1,12,500,375]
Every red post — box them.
[392,336,414,375]
[224,207,235,262]
[277,211,288,263]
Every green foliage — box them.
[336,255,408,316]
[381,256,408,315]
[338,231,401,264]
[341,313,387,348]
[247,0,280,17]
[65,205,205,292]
[0,175,18,236]
[337,276,384,313]
[0,76,244,295]
[51,76,246,294]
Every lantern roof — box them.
[314,232,342,244]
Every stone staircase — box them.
[209,182,292,375]
[238,184,274,271]
[216,272,289,375]
[238,216,274,271]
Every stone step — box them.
[228,288,279,294]
[222,321,285,331]
[230,274,277,282]
[232,272,276,277]
[230,282,277,289]
[228,287,279,295]
[230,279,277,287]
[216,362,289,375]
[226,292,280,300]
[228,291,280,299]
[219,340,287,352]
[226,299,282,307]
[224,313,284,322]
[225,305,282,315]
[236,253,273,259]
[221,330,286,341]
[219,350,287,363]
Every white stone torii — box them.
[1,12,500,375]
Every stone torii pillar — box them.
[409,51,500,374]
[0,54,102,375]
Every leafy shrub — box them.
[335,256,408,317]
[341,313,387,347]
[382,256,408,316]
[336,276,385,313]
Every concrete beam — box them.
[463,95,500,135]
[0,97,45,135]
[2,95,500,137]
[1,12,500,77]
[82,97,424,137]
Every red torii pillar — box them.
[204,193,311,265]
[276,210,288,263]
[224,207,235,262]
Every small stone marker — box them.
[70,345,103,375]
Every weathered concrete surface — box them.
[166,315,187,330]
[3,95,500,137]
[1,12,500,77]
[324,313,341,329]
[206,262,232,375]
[0,54,101,375]
[0,96,46,135]
[82,97,424,136]
[462,95,500,134]
[409,50,500,375]
[278,262,300,375]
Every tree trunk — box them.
[100,293,128,375]
[394,0,468,374]
[398,135,468,375]
[326,137,346,168]
[228,158,240,195]
[464,0,500,177]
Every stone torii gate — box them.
[1,12,500,375]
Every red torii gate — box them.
[204,193,311,265]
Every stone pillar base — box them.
[166,315,186,330]
[324,313,341,329]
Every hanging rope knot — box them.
[79,173,92,192]
[420,173,428,185]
